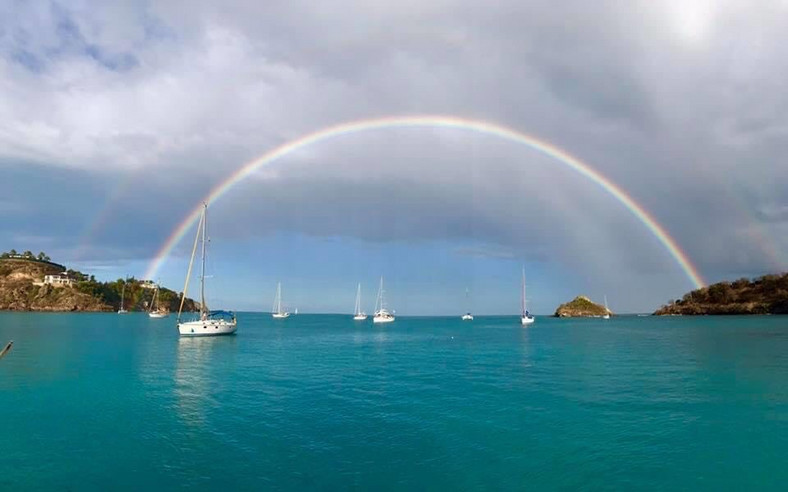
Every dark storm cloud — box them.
[1,0,786,302]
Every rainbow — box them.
[143,115,706,288]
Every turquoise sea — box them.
[2,312,788,490]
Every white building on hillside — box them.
[44,273,75,287]
[140,280,158,290]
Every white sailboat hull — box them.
[521,316,535,325]
[353,314,368,321]
[272,312,290,318]
[373,310,395,323]
[178,319,237,336]
[118,309,128,314]
[149,312,169,318]
[461,314,473,321]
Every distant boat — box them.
[353,283,368,320]
[272,282,290,318]
[373,277,395,324]
[461,288,473,321]
[520,267,535,326]
[602,295,611,319]
[148,283,169,318]
[118,278,128,314]
[176,203,237,336]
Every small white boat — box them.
[520,267,535,326]
[353,283,367,320]
[461,288,473,320]
[602,295,611,319]
[272,282,290,318]
[118,278,129,314]
[176,203,237,336]
[148,284,169,318]
[373,277,395,324]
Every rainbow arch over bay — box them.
[143,115,706,288]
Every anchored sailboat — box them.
[521,267,535,325]
[461,287,473,321]
[373,277,395,323]
[602,295,611,319]
[272,282,290,318]
[176,203,237,336]
[148,283,169,318]
[353,283,367,320]
[118,278,128,314]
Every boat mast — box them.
[177,205,205,322]
[200,202,207,316]
[375,277,383,313]
[274,283,282,314]
[355,283,361,315]
[521,267,526,317]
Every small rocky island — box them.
[0,250,197,312]
[654,272,788,315]
[554,296,611,317]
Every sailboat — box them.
[373,277,395,323]
[461,287,473,321]
[353,283,367,320]
[272,282,290,318]
[176,203,237,336]
[117,278,128,314]
[148,283,169,318]
[602,295,611,319]
[520,267,535,325]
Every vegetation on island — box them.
[0,252,197,313]
[554,296,611,317]
[654,273,788,315]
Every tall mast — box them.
[521,267,526,316]
[355,283,361,315]
[200,203,207,316]
[375,277,383,312]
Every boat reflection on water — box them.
[173,336,237,427]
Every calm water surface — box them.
[1,313,788,490]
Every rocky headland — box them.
[0,254,197,313]
[654,273,788,315]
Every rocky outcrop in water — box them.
[554,296,611,318]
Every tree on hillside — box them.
[37,252,50,261]
[22,250,33,258]
[9,249,17,255]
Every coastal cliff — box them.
[654,273,788,315]
[554,296,611,317]
[0,257,197,312]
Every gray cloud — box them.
[1,0,787,311]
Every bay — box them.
[1,313,787,490]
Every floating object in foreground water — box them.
[0,341,12,359]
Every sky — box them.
[1,0,786,315]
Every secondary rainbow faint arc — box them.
[143,115,706,288]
